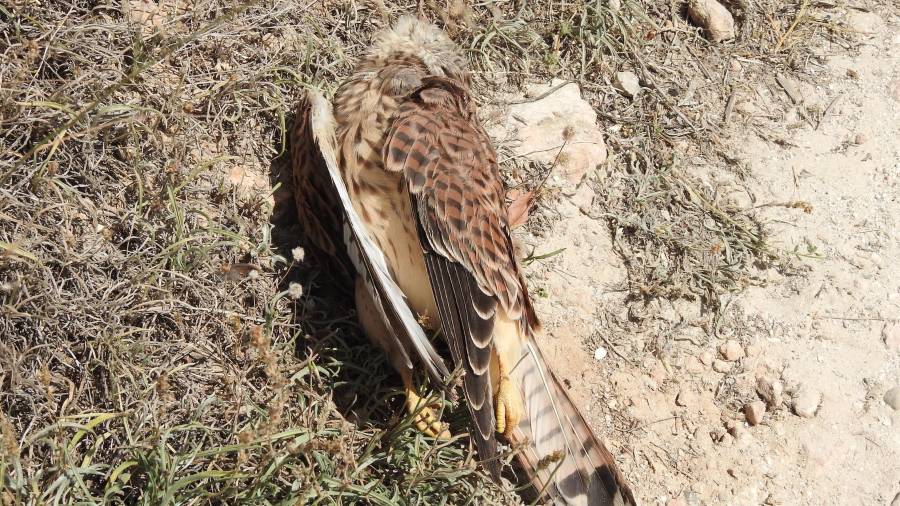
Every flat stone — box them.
[501,80,608,184]
[676,388,696,407]
[756,376,785,408]
[712,359,732,373]
[883,323,900,352]
[719,339,745,361]
[613,71,641,98]
[884,386,900,411]
[687,0,735,43]
[793,388,821,418]
[745,401,766,426]
[846,10,884,34]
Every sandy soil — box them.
[513,8,900,506]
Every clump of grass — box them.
[0,2,513,504]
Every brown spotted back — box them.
[385,78,538,337]
[382,77,540,480]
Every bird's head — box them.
[367,15,469,84]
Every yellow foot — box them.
[494,374,524,438]
[405,390,451,439]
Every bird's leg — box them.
[399,367,451,439]
[492,317,525,438]
[354,277,449,439]
[494,359,524,437]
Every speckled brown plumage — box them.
[292,16,636,506]
[290,97,340,257]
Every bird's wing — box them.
[383,77,636,505]
[293,90,449,382]
[291,93,345,264]
[383,76,538,480]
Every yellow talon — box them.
[406,389,451,439]
[494,365,523,438]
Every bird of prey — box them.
[291,16,636,506]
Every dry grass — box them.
[0,0,849,503]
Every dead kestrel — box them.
[291,16,636,506]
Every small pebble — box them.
[613,71,641,98]
[676,388,695,407]
[883,323,900,353]
[792,388,821,418]
[853,133,867,145]
[687,0,735,42]
[699,350,715,366]
[719,432,735,447]
[725,420,745,440]
[593,346,608,361]
[719,339,745,361]
[712,359,732,373]
[884,386,900,411]
[757,376,785,407]
[745,401,766,426]
[890,78,900,103]
[745,343,761,357]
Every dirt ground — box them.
[519,7,900,506]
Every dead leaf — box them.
[220,263,261,281]
[506,189,534,230]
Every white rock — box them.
[500,80,608,184]
[699,350,715,366]
[719,339,745,361]
[846,10,884,34]
[125,0,165,38]
[890,78,900,103]
[719,432,735,447]
[745,343,761,357]
[792,388,821,418]
[676,388,696,407]
[712,359,732,373]
[687,0,735,43]
[756,376,784,407]
[593,347,608,361]
[745,401,766,426]
[613,71,641,98]
[725,420,745,439]
[570,184,595,210]
[884,386,900,411]
[883,323,900,353]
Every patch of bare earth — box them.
[512,4,900,506]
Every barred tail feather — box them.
[509,338,637,506]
